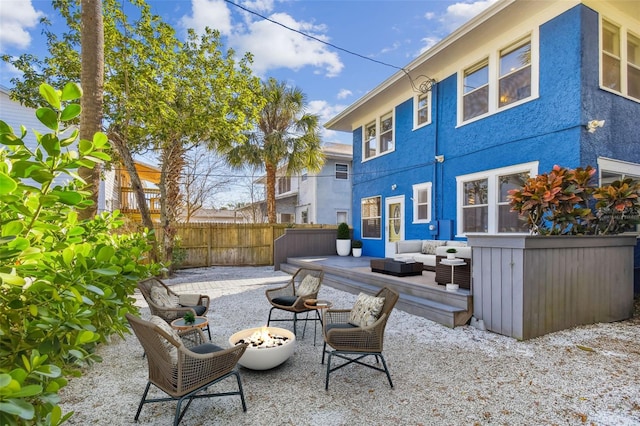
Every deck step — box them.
[281,258,472,328]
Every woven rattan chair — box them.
[126,313,248,426]
[138,277,211,339]
[266,268,324,336]
[322,287,399,390]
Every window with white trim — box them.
[457,162,537,234]
[459,34,536,124]
[277,176,291,195]
[301,169,307,182]
[335,163,348,180]
[414,92,431,128]
[362,111,394,160]
[412,182,432,223]
[361,196,381,238]
[598,157,640,233]
[601,18,640,101]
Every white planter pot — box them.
[336,239,351,256]
[447,253,456,260]
[352,248,362,258]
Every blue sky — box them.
[1,0,498,145]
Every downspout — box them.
[432,82,442,225]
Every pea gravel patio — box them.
[59,266,640,425]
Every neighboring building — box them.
[1,85,109,211]
[104,160,162,222]
[255,143,353,225]
[326,0,640,261]
[187,207,245,223]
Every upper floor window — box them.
[412,182,432,223]
[414,92,431,128]
[456,162,537,235]
[335,163,349,180]
[277,176,291,195]
[362,111,394,161]
[459,34,537,124]
[361,196,381,239]
[601,18,640,101]
[463,60,489,121]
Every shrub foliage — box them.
[0,83,158,425]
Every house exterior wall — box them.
[348,3,640,258]
[315,157,351,225]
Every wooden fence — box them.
[158,223,336,268]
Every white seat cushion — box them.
[149,315,181,364]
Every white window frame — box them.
[412,182,432,224]
[413,92,431,129]
[335,163,349,180]
[597,157,640,233]
[456,162,538,236]
[600,16,640,102]
[457,30,539,126]
[361,195,382,239]
[361,110,395,162]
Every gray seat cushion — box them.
[190,343,224,354]
[182,304,207,316]
[272,296,297,306]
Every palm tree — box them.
[225,78,324,223]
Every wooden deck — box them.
[281,255,473,328]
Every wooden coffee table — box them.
[171,316,211,340]
[370,258,423,277]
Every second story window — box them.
[414,92,431,128]
[601,18,640,101]
[463,60,489,121]
[335,163,349,180]
[362,111,394,161]
[277,176,291,195]
[499,40,531,107]
[459,33,537,125]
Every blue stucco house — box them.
[326,0,640,287]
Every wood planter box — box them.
[467,235,637,340]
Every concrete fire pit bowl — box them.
[229,326,296,370]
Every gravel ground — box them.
[59,266,640,426]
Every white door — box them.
[385,196,404,258]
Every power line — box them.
[223,0,436,94]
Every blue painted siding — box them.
[352,4,640,260]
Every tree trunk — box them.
[159,142,185,269]
[266,163,277,223]
[78,0,104,220]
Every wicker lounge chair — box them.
[126,313,248,426]
[138,277,211,339]
[266,268,324,336]
[322,287,399,390]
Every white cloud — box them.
[0,0,43,53]
[440,0,499,31]
[424,12,436,20]
[336,89,352,100]
[416,36,441,56]
[240,0,274,14]
[231,12,343,77]
[179,0,233,36]
[307,99,349,140]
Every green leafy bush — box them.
[337,222,350,240]
[0,83,158,425]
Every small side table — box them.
[303,299,333,346]
[439,258,467,292]
[171,316,211,340]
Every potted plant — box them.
[336,222,351,256]
[445,248,457,260]
[467,165,640,340]
[183,311,195,325]
[352,240,363,257]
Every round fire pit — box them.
[229,326,296,370]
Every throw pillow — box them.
[349,293,385,327]
[150,286,179,308]
[421,240,446,255]
[149,315,181,364]
[296,274,321,297]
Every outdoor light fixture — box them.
[435,155,445,163]
[391,184,397,190]
[586,120,605,133]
